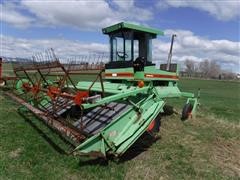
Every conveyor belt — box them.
[74,102,132,135]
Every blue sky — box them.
[0,0,239,72]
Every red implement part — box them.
[22,82,32,92]
[74,91,89,105]
[31,84,41,95]
[147,120,155,132]
[46,86,89,105]
[47,86,60,99]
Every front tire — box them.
[181,103,193,121]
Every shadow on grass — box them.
[78,132,159,166]
[78,157,109,166]
[18,111,74,155]
[119,132,159,162]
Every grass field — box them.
[0,78,239,179]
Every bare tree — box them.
[184,59,195,77]
[199,59,210,78]
[199,59,221,78]
[209,60,221,78]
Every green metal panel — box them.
[181,92,195,98]
[115,101,164,155]
[74,81,135,94]
[134,72,145,80]
[104,66,179,81]
[82,86,149,109]
[102,22,164,36]
[74,93,165,157]
[105,67,133,73]
[154,86,182,98]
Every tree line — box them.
[183,59,237,79]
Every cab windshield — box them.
[110,31,153,62]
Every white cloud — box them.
[1,27,239,72]
[0,0,153,30]
[0,34,108,62]
[0,2,34,28]
[21,0,118,30]
[112,0,153,21]
[153,29,240,72]
[157,0,240,21]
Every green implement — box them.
[3,22,199,159]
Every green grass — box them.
[2,63,14,76]
[178,78,240,122]
[0,78,239,179]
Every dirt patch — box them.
[210,137,240,177]
[9,148,23,158]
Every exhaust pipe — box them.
[166,34,177,71]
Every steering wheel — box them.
[117,51,128,59]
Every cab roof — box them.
[102,22,164,36]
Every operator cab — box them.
[102,22,164,70]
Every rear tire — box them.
[181,103,193,121]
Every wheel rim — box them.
[0,80,6,87]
